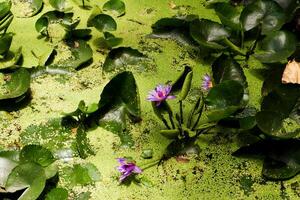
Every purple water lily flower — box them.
[147,84,176,106]
[117,158,142,182]
[201,74,213,91]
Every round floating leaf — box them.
[93,32,123,49]
[0,33,12,56]
[273,0,298,19]
[189,18,230,49]
[0,151,19,187]
[254,31,297,63]
[11,0,43,18]
[205,80,244,121]
[0,0,11,19]
[103,0,125,16]
[87,14,117,32]
[5,162,46,200]
[256,111,284,136]
[0,47,22,70]
[212,2,242,30]
[103,47,147,72]
[240,0,286,34]
[53,40,93,69]
[19,145,55,167]
[49,0,72,12]
[45,188,68,200]
[0,68,30,100]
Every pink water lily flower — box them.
[117,158,142,182]
[147,84,176,106]
[201,74,213,91]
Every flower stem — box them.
[168,113,175,129]
[179,100,183,124]
[140,158,161,170]
[162,117,171,129]
[223,38,246,56]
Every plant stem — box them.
[140,158,161,170]
[162,117,171,129]
[223,38,246,56]
[179,100,183,124]
[191,101,204,131]
[246,25,261,61]
[168,113,175,129]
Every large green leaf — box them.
[189,18,230,49]
[233,140,300,180]
[52,40,93,69]
[103,0,125,17]
[103,47,148,72]
[205,80,244,121]
[87,14,117,32]
[0,32,12,56]
[0,68,30,100]
[254,31,297,63]
[240,0,286,34]
[150,16,198,48]
[11,0,43,18]
[5,162,46,200]
[212,2,242,30]
[19,145,55,167]
[49,0,72,12]
[96,71,140,147]
[0,47,22,70]
[0,151,19,187]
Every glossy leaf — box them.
[0,0,11,19]
[0,33,12,56]
[0,47,22,70]
[189,18,230,49]
[212,2,242,30]
[0,68,30,100]
[12,0,43,18]
[179,71,193,101]
[52,40,93,69]
[233,140,300,180]
[103,0,126,17]
[0,151,19,187]
[87,14,117,32]
[45,188,68,200]
[150,17,198,48]
[49,0,72,12]
[254,31,297,63]
[103,47,147,72]
[93,32,123,49]
[205,80,244,121]
[171,66,192,93]
[19,145,55,167]
[6,162,46,200]
[240,0,286,34]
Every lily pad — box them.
[87,13,117,32]
[0,1,13,34]
[240,0,286,34]
[19,145,55,167]
[189,18,230,49]
[0,0,11,19]
[5,162,46,200]
[254,31,297,63]
[11,0,43,18]
[0,151,19,187]
[205,80,244,121]
[52,40,93,69]
[0,68,30,100]
[0,47,22,70]
[103,47,148,72]
[103,0,125,17]
[49,0,73,12]
[0,32,12,56]
[93,32,123,50]
[45,188,68,200]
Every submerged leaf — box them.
[103,0,126,16]
[49,0,72,12]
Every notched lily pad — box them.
[0,68,30,100]
[103,47,149,72]
[93,32,123,50]
[254,31,297,63]
[189,18,230,49]
[103,0,125,17]
[49,0,73,12]
[87,13,117,32]
[19,145,55,167]
[0,47,22,70]
[240,0,286,34]
[11,0,43,18]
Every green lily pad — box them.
[49,0,73,12]
[93,32,123,50]
[150,16,199,48]
[0,0,13,34]
[103,0,125,17]
[103,47,148,72]
[5,162,46,200]
[240,0,286,34]
[0,151,19,187]
[0,47,22,70]
[0,32,12,56]
[211,2,242,30]
[0,0,11,19]
[11,0,43,18]
[0,68,30,100]
[61,163,101,187]
[52,40,93,69]
[254,31,297,63]
[45,188,68,200]
[19,145,55,167]
[87,13,117,32]
[189,18,230,49]
[205,80,244,121]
